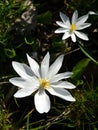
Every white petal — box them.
[62,32,71,40]
[48,55,64,78]
[49,72,73,83]
[60,12,70,27]
[76,14,89,26]
[27,54,40,78]
[55,28,67,33]
[75,31,89,40]
[9,77,25,88]
[76,23,91,30]
[56,21,69,29]
[72,10,78,24]
[9,77,39,89]
[71,33,76,42]
[65,17,71,27]
[14,87,37,98]
[51,81,76,89]
[34,91,50,113]
[41,52,50,78]
[47,87,76,102]
[60,12,68,23]
[88,11,96,15]
[12,61,33,79]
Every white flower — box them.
[88,11,97,15]
[9,52,76,114]
[55,10,91,42]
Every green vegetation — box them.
[0,0,98,129]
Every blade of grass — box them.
[78,42,98,65]
[26,115,29,130]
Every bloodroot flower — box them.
[55,10,91,42]
[9,52,76,114]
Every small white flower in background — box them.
[88,11,97,15]
[55,10,91,42]
[9,52,76,114]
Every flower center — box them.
[39,78,50,89]
[70,24,76,32]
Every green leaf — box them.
[79,43,98,65]
[37,11,52,24]
[24,37,35,45]
[4,48,16,58]
[14,97,20,108]
[26,115,29,130]
[76,79,84,86]
[71,58,90,84]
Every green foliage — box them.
[72,83,98,130]
[0,0,26,60]
[51,38,66,53]
[37,11,52,24]
[25,37,35,45]
[79,42,98,65]
[71,58,91,84]
[66,0,98,13]
[26,115,30,130]
[0,89,12,130]
[0,0,98,130]
[4,48,16,58]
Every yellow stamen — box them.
[39,78,50,89]
[70,24,76,32]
